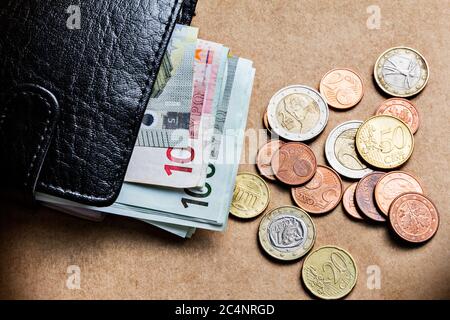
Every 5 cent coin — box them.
[259,206,316,261]
[271,142,317,186]
[374,171,424,216]
[302,246,358,300]
[355,172,386,222]
[319,68,364,109]
[389,193,439,243]
[230,173,270,219]
[291,165,343,215]
[342,183,365,220]
[375,98,420,134]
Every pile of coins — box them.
[230,46,440,300]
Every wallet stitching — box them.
[0,91,53,188]
[40,1,180,201]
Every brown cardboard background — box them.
[0,0,449,299]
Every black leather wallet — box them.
[0,0,198,206]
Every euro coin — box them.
[355,115,414,169]
[230,173,270,219]
[374,171,424,216]
[302,246,358,300]
[319,68,364,109]
[267,85,329,141]
[325,120,373,179]
[342,183,365,220]
[375,98,420,134]
[291,165,343,215]
[374,46,429,97]
[355,172,386,222]
[271,142,317,186]
[258,206,316,261]
[389,193,439,243]
[256,140,285,181]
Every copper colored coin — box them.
[271,142,317,186]
[374,171,424,216]
[262,110,272,133]
[319,68,364,109]
[375,98,420,134]
[342,183,364,220]
[291,165,343,214]
[389,192,439,243]
[355,172,386,222]
[256,140,285,181]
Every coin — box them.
[267,85,329,141]
[230,172,270,219]
[325,120,373,179]
[355,172,386,222]
[342,183,364,220]
[375,98,420,134]
[256,140,285,181]
[374,171,424,216]
[374,47,430,97]
[302,246,358,300]
[262,109,272,133]
[258,206,316,261]
[319,68,364,109]
[355,115,414,169]
[271,142,317,186]
[291,165,343,215]
[389,193,439,243]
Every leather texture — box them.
[0,0,198,206]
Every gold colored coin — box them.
[230,172,270,219]
[355,115,414,169]
[374,47,430,97]
[258,206,316,261]
[301,246,358,300]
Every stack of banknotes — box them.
[36,25,255,238]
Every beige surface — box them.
[1,0,449,299]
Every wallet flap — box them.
[0,0,198,206]
[0,84,60,201]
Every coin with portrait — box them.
[258,206,316,261]
[325,120,373,179]
[267,85,329,141]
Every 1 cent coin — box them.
[302,245,358,300]
[375,98,420,134]
[256,140,285,181]
[230,173,270,219]
[271,142,317,186]
[342,183,365,220]
[355,115,414,169]
[319,68,364,109]
[374,171,424,216]
[291,165,343,214]
[355,172,386,222]
[389,193,439,243]
[258,206,316,261]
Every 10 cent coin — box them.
[230,173,270,219]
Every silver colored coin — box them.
[258,206,316,261]
[267,85,329,141]
[325,120,373,179]
[374,47,430,97]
